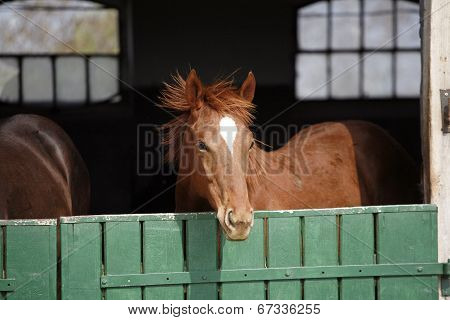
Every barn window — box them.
[295,0,421,100]
[0,0,120,107]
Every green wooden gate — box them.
[0,219,57,300]
[1,205,449,299]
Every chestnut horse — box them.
[0,114,90,220]
[160,70,420,240]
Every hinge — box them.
[440,89,450,133]
[442,259,450,297]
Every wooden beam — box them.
[421,0,450,296]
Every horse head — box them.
[161,70,258,240]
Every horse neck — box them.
[251,145,301,189]
[174,148,211,212]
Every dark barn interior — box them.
[0,0,422,214]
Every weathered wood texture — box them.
[143,220,184,299]
[221,219,265,299]
[0,220,57,300]
[56,205,440,300]
[267,217,301,299]
[377,212,438,299]
[186,219,218,299]
[0,205,441,299]
[60,223,102,299]
[340,214,375,299]
[421,1,450,295]
[105,222,141,299]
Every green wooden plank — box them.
[0,227,4,300]
[340,214,375,300]
[303,216,338,300]
[143,220,184,299]
[377,211,439,299]
[186,219,218,299]
[59,205,437,224]
[220,219,265,300]
[105,222,142,299]
[267,217,301,300]
[0,219,56,226]
[60,223,102,300]
[5,225,57,299]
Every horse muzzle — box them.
[222,208,254,240]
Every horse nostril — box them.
[226,209,235,228]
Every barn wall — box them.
[421,0,450,285]
[131,0,294,86]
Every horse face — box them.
[187,111,255,240]
[182,70,257,240]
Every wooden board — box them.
[142,220,184,299]
[421,0,450,268]
[3,205,439,300]
[267,217,301,299]
[303,216,338,300]
[5,225,57,299]
[104,222,142,299]
[377,211,439,299]
[220,218,265,300]
[340,214,375,299]
[186,219,218,299]
[0,226,4,300]
[60,223,102,299]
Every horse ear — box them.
[185,69,203,108]
[239,71,256,102]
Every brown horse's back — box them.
[343,120,421,205]
[0,114,90,219]
[253,120,420,210]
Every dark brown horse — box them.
[0,114,90,220]
[160,70,420,240]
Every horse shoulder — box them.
[266,122,362,208]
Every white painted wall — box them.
[421,0,450,296]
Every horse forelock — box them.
[159,72,255,162]
[159,72,255,121]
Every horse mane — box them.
[158,71,295,191]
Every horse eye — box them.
[249,140,255,150]
[197,141,208,151]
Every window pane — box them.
[363,53,392,98]
[89,57,119,103]
[0,2,119,54]
[396,0,420,49]
[298,2,328,50]
[396,52,421,97]
[331,0,360,49]
[331,53,360,99]
[364,0,393,49]
[0,58,19,103]
[296,53,328,100]
[23,57,53,103]
[56,57,86,104]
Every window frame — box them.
[0,0,122,108]
[294,0,421,101]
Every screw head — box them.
[285,271,291,278]
[201,275,207,280]
[417,267,423,273]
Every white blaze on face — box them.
[219,116,237,155]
